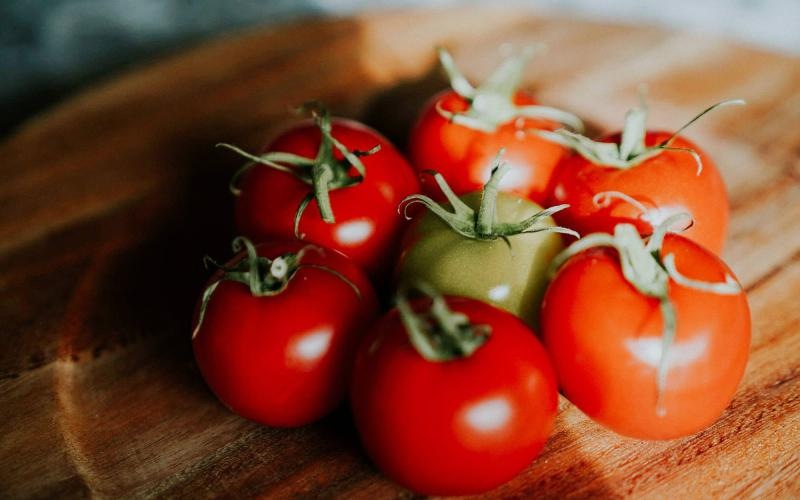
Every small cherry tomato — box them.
[541,219,750,439]
[408,48,583,203]
[226,104,420,281]
[351,289,558,496]
[544,99,744,254]
[192,238,378,427]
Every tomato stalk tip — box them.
[475,150,508,237]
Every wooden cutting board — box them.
[1,8,799,498]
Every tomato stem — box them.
[312,162,336,223]
[475,150,508,237]
[656,298,676,416]
[549,217,742,414]
[435,46,584,133]
[593,191,651,218]
[395,282,490,362]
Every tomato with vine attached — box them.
[351,286,558,496]
[396,153,578,327]
[192,238,378,427]
[542,99,745,254]
[541,217,750,439]
[408,47,584,204]
[221,103,420,281]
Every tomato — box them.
[351,293,558,496]
[228,106,420,281]
[192,238,378,427]
[396,159,575,327]
[408,48,583,203]
[541,223,750,439]
[544,100,744,254]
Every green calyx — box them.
[400,151,580,243]
[549,215,741,415]
[191,237,360,340]
[535,94,745,173]
[396,282,491,361]
[219,102,380,236]
[436,46,584,134]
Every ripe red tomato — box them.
[232,111,420,281]
[351,295,558,495]
[192,239,378,427]
[548,131,729,253]
[541,232,750,439]
[410,90,570,203]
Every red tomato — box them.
[234,117,420,280]
[192,240,378,427]
[351,296,558,495]
[541,234,750,439]
[548,131,729,253]
[409,89,568,203]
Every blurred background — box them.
[2,0,798,137]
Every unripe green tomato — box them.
[395,192,565,327]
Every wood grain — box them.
[1,9,799,498]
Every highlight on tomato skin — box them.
[350,295,558,496]
[540,233,750,440]
[191,240,379,428]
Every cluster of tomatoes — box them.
[191,48,751,496]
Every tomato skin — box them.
[351,297,558,496]
[541,234,750,439]
[547,131,729,253]
[395,191,564,326]
[235,118,420,280]
[192,241,378,427]
[408,90,567,203]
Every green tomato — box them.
[396,192,565,327]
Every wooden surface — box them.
[1,8,799,499]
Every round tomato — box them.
[351,294,558,496]
[408,48,583,203]
[396,160,575,327]
[192,238,378,427]
[544,100,743,254]
[229,107,420,281]
[541,228,750,439]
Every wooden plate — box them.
[1,9,799,498]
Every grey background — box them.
[2,0,798,137]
